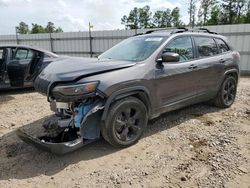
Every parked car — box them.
[0,45,58,89]
[17,28,240,154]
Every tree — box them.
[28,22,63,34]
[188,0,197,27]
[243,1,250,23]
[199,0,215,25]
[235,0,246,23]
[45,22,63,33]
[45,22,56,33]
[31,24,45,34]
[16,22,29,34]
[221,0,238,24]
[121,6,152,29]
[121,15,129,29]
[153,9,172,28]
[55,27,63,33]
[139,5,152,28]
[121,7,140,29]
[207,5,220,25]
[171,7,183,27]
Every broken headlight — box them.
[52,81,99,96]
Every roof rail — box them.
[133,27,217,36]
[170,27,188,34]
[198,28,218,34]
[145,28,170,34]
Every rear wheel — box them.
[101,97,148,148]
[213,76,237,108]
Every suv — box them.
[18,28,240,154]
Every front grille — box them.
[34,76,51,95]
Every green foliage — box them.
[31,23,45,34]
[153,9,172,28]
[16,22,29,34]
[16,22,63,34]
[199,0,215,25]
[218,0,249,25]
[121,6,183,29]
[207,5,220,25]
[121,6,152,29]
[121,1,250,29]
[171,7,183,27]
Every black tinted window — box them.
[0,49,4,68]
[195,37,218,57]
[0,49,4,60]
[215,38,230,53]
[164,36,194,62]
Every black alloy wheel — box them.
[101,97,148,147]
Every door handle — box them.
[189,64,198,69]
[219,59,226,64]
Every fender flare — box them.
[223,68,239,82]
[101,86,153,121]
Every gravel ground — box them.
[0,78,250,188]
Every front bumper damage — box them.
[17,99,104,155]
[16,130,87,155]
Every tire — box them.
[213,76,237,108]
[101,97,148,148]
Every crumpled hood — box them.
[38,57,136,82]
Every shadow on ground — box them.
[0,88,35,104]
[0,103,222,180]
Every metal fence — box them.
[0,24,250,74]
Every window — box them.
[0,49,4,60]
[163,36,194,62]
[99,36,165,62]
[0,49,4,69]
[215,38,230,53]
[14,49,34,60]
[195,37,218,57]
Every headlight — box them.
[52,81,99,96]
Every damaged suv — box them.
[17,28,240,154]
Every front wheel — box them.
[213,76,237,108]
[101,97,148,148]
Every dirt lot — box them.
[0,78,249,188]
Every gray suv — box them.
[18,28,240,154]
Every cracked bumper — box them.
[16,129,95,155]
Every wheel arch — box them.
[101,86,153,122]
[224,69,239,83]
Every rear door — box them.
[0,48,7,83]
[192,36,222,95]
[7,48,35,87]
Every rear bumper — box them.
[16,129,94,155]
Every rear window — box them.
[195,37,218,57]
[215,38,230,53]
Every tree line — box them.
[121,0,250,29]
[16,22,63,34]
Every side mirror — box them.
[158,52,180,63]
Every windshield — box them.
[99,36,166,62]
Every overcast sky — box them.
[0,0,189,34]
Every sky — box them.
[0,0,189,34]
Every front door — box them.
[154,36,199,110]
